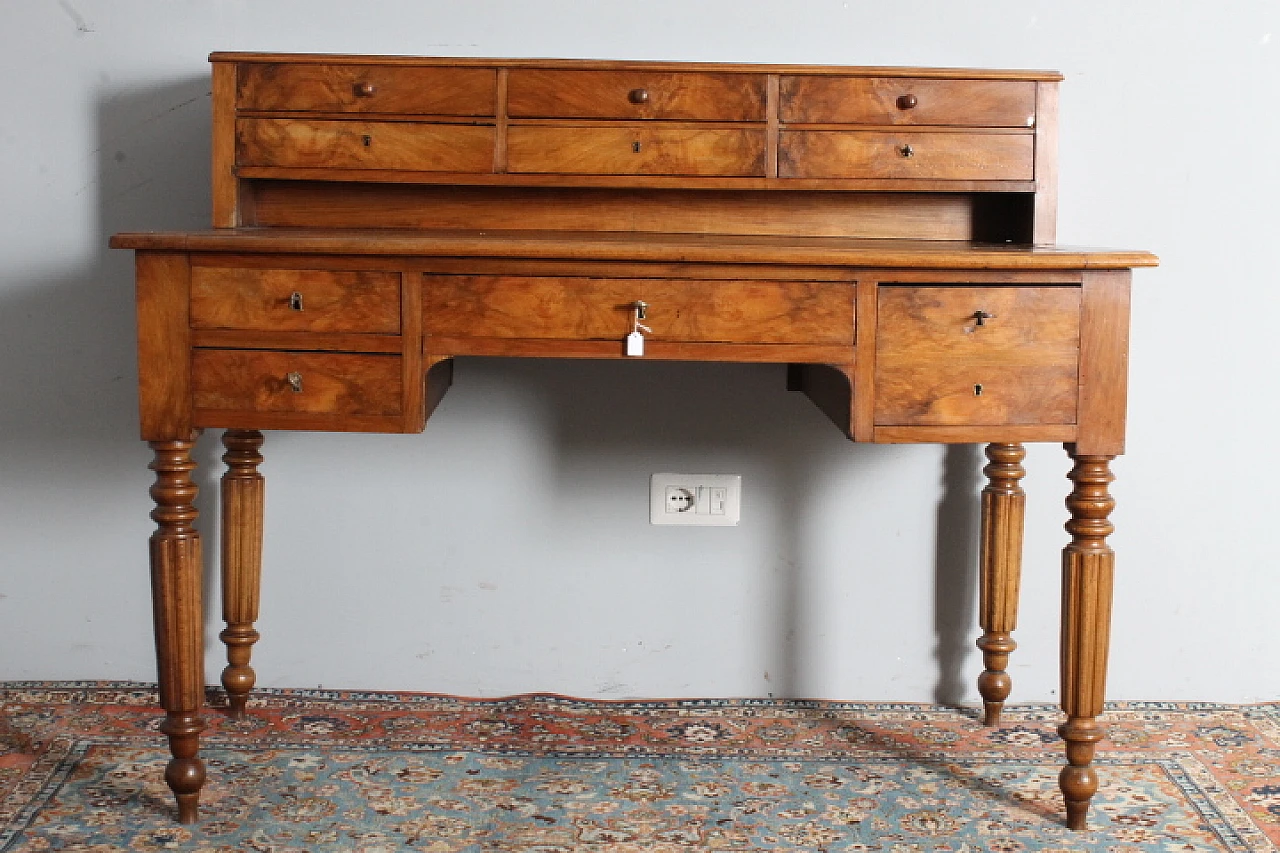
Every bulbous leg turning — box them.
[976,442,1025,727]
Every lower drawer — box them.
[875,363,1078,426]
[192,350,402,416]
[237,118,495,172]
[779,130,1033,180]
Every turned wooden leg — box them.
[220,429,265,720]
[148,438,206,824]
[976,442,1026,727]
[1058,448,1116,830]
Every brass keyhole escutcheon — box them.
[286,372,303,393]
[288,291,303,311]
[974,383,984,396]
[362,135,372,147]
[633,300,648,320]
[632,140,642,153]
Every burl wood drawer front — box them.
[875,286,1080,426]
[779,131,1033,180]
[192,350,402,416]
[237,64,497,116]
[237,119,495,172]
[779,77,1036,127]
[507,127,766,176]
[190,268,400,334]
[423,276,854,345]
[507,70,767,121]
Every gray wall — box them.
[1,0,1276,704]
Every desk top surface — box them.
[111,229,1157,269]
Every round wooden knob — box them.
[628,88,650,105]
[898,143,914,158]
[897,94,918,110]
[354,82,377,97]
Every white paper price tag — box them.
[625,331,645,356]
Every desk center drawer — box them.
[423,276,854,345]
[190,267,401,333]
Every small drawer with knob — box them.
[236,63,497,116]
[779,130,1033,180]
[190,267,401,334]
[874,286,1080,426]
[507,70,767,121]
[192,349,403,417]
[237,118,495,172]
[506,126,767,176]
[779,77,1037,127]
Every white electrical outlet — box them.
[650,474,741,526]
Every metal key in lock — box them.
[626,301,652,357]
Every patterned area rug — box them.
[0,683,1276,852]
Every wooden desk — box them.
[111,53,1157,830]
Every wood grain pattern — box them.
[219,430,264,721]
[148,438,206,823]
[215,53,1064,80]
[875,362,1078,426]
[211,62,239,227]
[873,424,1076,443]
[780,77,1036,127]
[1058,450,1117,830]
[977,442,1026,726]
[507,126,766,177]
[780,131,1033,180]
[876,286,1081,362]
[424,337,851,363]
[190,267,400,333]
[1032,81,1060,243]
[136,253,193,441]
[423,276,854,345]
[1075,270,1131,456]
[111,231,1160,269]
[237,119,494,172]
[249,183,982,240]
[192,350,402,417]
[238,63,497,115]
[507,70,766,120]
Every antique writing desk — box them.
[111,53,1157,829]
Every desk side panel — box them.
[136,252,193,440]
[1075,269,1130,455]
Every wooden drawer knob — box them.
[897,94,918,110]
[354,82,377,97]
[898,143,914,158]
[628,88,650,105]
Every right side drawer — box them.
[780,77,1037,127]
[875,286,1080,426]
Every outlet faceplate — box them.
[650,474,741,526]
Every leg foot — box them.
[219,429,265,721]
[149,438,206,822]
[1058,448,1116,830]
[977,443,1025,727]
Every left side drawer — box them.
[190,267,401,334]
[192,350,402,417]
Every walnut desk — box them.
[111,53,1157,829]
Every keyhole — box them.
[974,384,984,396]
[362,135,372,147]
[632,140,642,153]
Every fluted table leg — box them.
[219,429,265,720]
[1059,447,1117,830]
[148,438,206,824]
[976,442,1026,727]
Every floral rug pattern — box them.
[0,683,1276,852]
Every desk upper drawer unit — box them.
[875,286,1079,426]
[190,267,401,334]
[423,276,854,345]
[779,76,1035,181]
